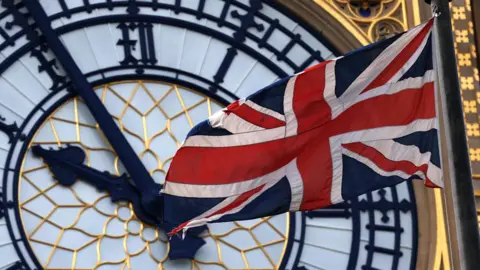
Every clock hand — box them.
[32,145,207,260]
[31,145,160,225]
[23,0,161,216]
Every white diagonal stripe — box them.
[342,147,420,180]
[244,100,285,121]
[329,137,344,204]
[352,70,434,107]
[363,139,443,187]
[286,159,304,211]
[179,177,281,233]
[324,61,341,119]
[387,29,432,84]
[184,126,285,147]
[336,118,438,144]
[222,113,265,133]
[164,161,291,198]
[284,76,298,137]
[338,21,427,105]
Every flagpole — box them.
[427,0,480,268]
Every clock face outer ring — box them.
[0,1,419,269]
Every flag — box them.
[162,18,442,237]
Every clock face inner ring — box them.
[16,80,290,269]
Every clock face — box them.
[16,80,290,269]
[0,1,418,270]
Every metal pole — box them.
[428,0,480,268]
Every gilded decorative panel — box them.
[314,0,410,43]
[449,0,480,218]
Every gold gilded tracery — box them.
[449,0,480,223]
[18,81,289,270]
[314,0,409,44]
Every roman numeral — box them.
[364,223,404,259]
[365,242,401,256]
[211,0,264,92]
[0,190,14,220]
[305,201,352,219]
[212,47,237,87]
[2,0,67,91]
[0,26,14,47]
[362,224,403,262]
[0,115,25,144]
[360,189,407,270]
[3,1,36,42]
[258,19,279,49]
[29,48,68,91]
[137,23,157,65]
[366,224,404,233]
[117,22,157,74]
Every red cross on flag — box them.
[162,18,442,237]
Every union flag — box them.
[162,18,442,236]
